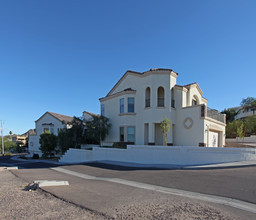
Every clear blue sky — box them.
[0,0,255,135]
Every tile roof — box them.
[48,112,74,123]
[83,110,99,117]
[35,112,74,124]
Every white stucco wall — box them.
[102,71,176,145]
[60,145,256,165]
[174,105,205,146]
[101,69,226,147]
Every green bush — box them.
[39,132,58,157]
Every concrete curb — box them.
[0,166,18,171]
[11,155,66,165]
[52,167,256,214]
[34,180,69,187]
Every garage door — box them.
[209,131,219,147]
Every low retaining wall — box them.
[226,135,256,143]
[59,145,256,165]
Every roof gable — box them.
[35,112,73,124]
[106,68,178,97]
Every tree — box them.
[237,122,244,140]
[221,108,237,123]
[85,115,111,145]
[0,137,16,153]
[39,132,58,157]
[244,115,256,135]
[226,119,243,138]
[240,97,256,107]
[160,118,171,146]
[58,117,86,154]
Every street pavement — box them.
[1,155,256,218]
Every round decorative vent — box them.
[184,118,193,129]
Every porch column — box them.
[148,123,155,145]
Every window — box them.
[127,127,135,142]
[101,104,105,116]
[120,127,124,142]
[128,97,134,112]
[50,127,54,134]
[157,87,165,107]
[43,128,49,133]
[120,98,124,113]
[192,95,199,106]
[171,88,175,108]
[145,87,150,107]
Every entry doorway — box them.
[209,130,219,147]
[155,123,163,145]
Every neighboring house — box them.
[29,111,96,156]
[83,110,99,120]
[28,112,74,156]
[12,135,27,146]
[234,106,256,120]
[100,68,226,147]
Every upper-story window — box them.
[171,88,175,108]
[43,128,49,133]
[120,98,124,113]
[101,104,105,116]
[192,95,199,106]
[128,97,135,112]
[157,87,165,107]
[145,87,150,108]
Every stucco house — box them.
[99,68,226,147]
[28,112,74,156]
[29,111,95,156]
[234,106,256,120]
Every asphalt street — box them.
[1,155,256,219]
[1,156,256,204]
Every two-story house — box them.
[28,112,74,156]
[100,68,226,147]
[29,111,95,156]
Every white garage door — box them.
[209,131,219,147]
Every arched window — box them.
[192,95,199,106]
[157,87,165,107]
[145,87,150,108]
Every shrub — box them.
[39,132,58,157]
[32,154,39,159]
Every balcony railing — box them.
[205,106,226,123]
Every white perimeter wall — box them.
[60,145,256,165]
